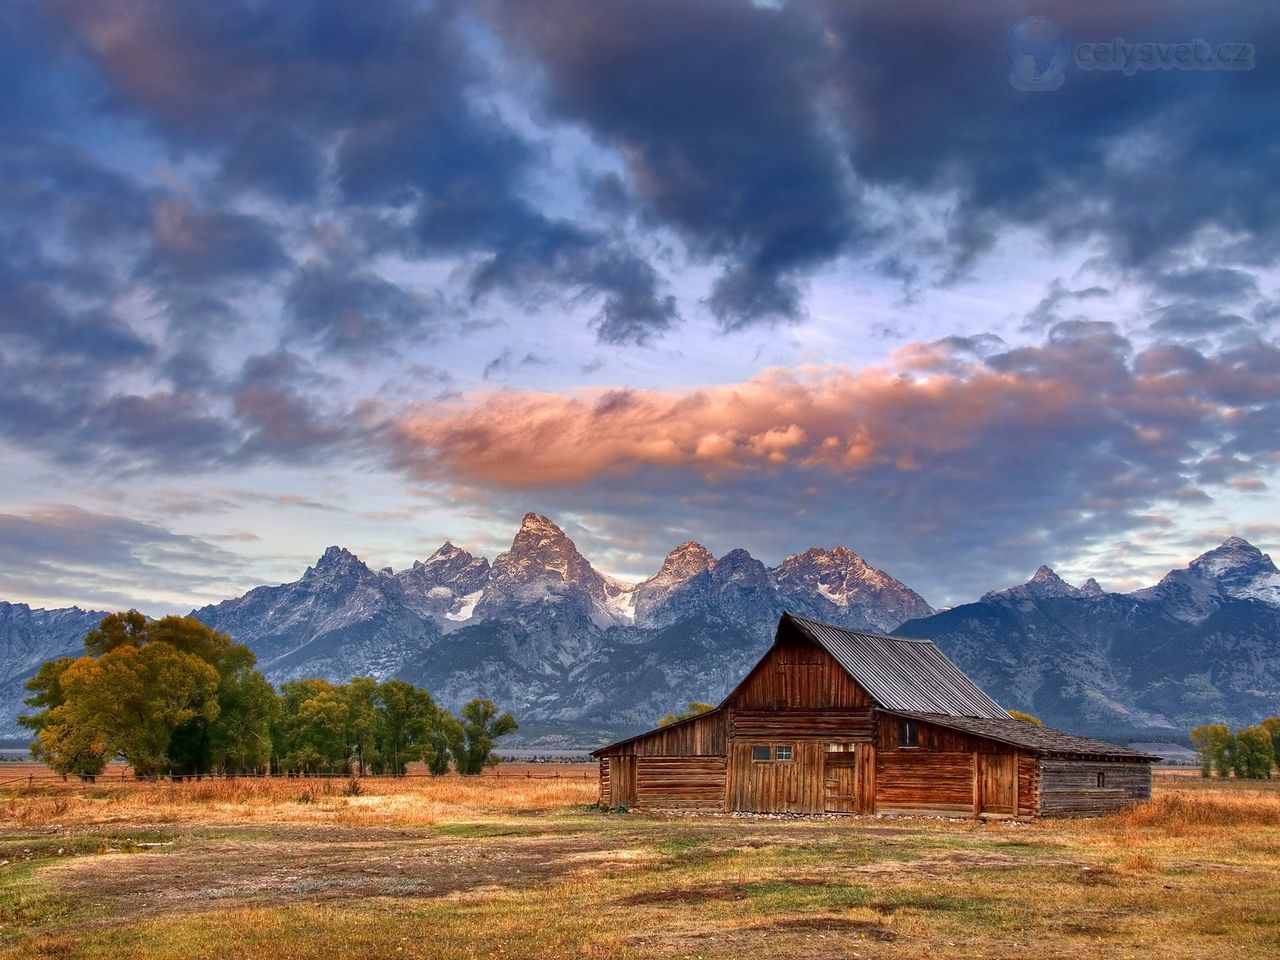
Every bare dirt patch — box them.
[40,825,623,920]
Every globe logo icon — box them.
[1006,17,1070,91]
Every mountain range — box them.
[3,515,1278,745]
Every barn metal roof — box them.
[783,613,1010,719]
[888,711,1160,760]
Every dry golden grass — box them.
[0,764,597,828]
[2,767,1278,960]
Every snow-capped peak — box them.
[983,565,1090,602]
[1168,537,1280,607]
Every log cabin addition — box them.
[593,613,1155,819]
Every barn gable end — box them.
[594,612,1155,818]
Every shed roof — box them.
[889,711,1160,760]
[782,613,1009,719]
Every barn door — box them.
[825,743,872,814]
[977,753,1015,815]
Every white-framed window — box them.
[751,745,771,761]
[775,744,793,762]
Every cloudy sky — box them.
[3,0,1279,614]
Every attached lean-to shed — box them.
[594,612,1155,818]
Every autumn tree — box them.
[1234,726,1275,780]
[447,699,517,775]
[19,658,108,776]
[657,701,716,728]
[375,679,445,775]
[21,613,241,777]
[344,677,381,776]
[207,668,278,774]
[275,679,351,774]
[1189,723,1233,778]
[1260,717,1280,773]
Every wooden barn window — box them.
[775,744,793,762]
[897,720,920,748]
[751,745,772,762]
[1096,771,1106,788]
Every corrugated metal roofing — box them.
[784,613,1010,719]
[889,711,1160,760]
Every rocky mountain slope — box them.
[3,517,1278,744]
[0,602,108,737]
[900,540,1280,736]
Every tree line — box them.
[19,612,517,778]
[1189,719,1279,779]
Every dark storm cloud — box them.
[490,0,1280,321]
[142,200,289,284]
[30,0,1279,342]
[1149,302,1250,337]
[40,0,679,346]
[285,262,444,356]
[231,351,354,464]
[492,0,855,329]
[1152,267,1260,303]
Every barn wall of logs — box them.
[636,756,727,810]
[600,709,727,757]
[875,751,974,815]
[1038,760,1151,816]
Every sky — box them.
[2,0,1279,615]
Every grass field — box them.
[1,765,1277,959]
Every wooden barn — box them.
[594,613,1155,818]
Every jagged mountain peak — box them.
[1189,536,1272,576]
[771,543,933,633]
[516,512,567,539]
[653,541,716,579]
[1138,535,1280,616]
[714,548,769,582]
[1079,577,1104,598]
[498,514,590,572]
[307,545,370,577]
[982,565,1086,602]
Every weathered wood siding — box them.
[1038,760,1151,816]
[978,752,1016,815]
[1017,754,1039,818]
[608,755,637,807]
[635,757,727,810]
[598,709,727,757]
[729,740,825,813]
[728,633,870,710]
[876,714,1016,755]
[598,758,610,806]
[876,751,974,815]
[823,742,876,814]
[731,709,872,740]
